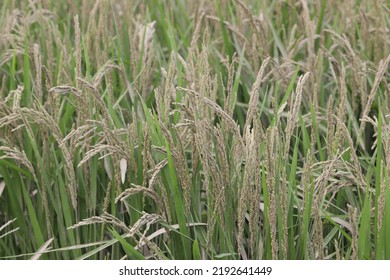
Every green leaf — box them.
[110,228,145,260]
[192,239,201,260]
[358,194,371,260]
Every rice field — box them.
[0,0,389,260]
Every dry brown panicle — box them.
[312,203,323,259]
[8,105,78,209]
[148,159,168,188]
[377,163,386,241]
[300,0,317,93]
[0,145,37,183]
[347,204,358,260]
[159,120,191,213]
[147,158,171,223]
[284,72,310,159]
[244,57,270,136]
[142,126,151,187]
[74,15,81,86]
[359,55,390,137]
[33,44,42,103]
[0,218,19,240]
[77,77,114,126]
[264,125,280,260]
[178,86,245,158]
[334,239,341,260]
[311,151,343,259]
[327,96,335,157]
[222,54,237,118]
[115,184,164,215]
[71,211,165,254]
[333,115,365,187]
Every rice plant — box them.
[0,0,389,260]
